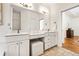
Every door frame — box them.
[61,4,79,45]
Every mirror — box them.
[12,8,21,30]
[0,3,2,25]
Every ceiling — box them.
[64,6,79,18]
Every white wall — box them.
[49,4,57,32]
[62,12,72,43]
[49,3,79,46]
[21,3,50,33]
[21,10,41,33]
[0,4,12,51]
[69,17,79,36]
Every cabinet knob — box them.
[20,42,22,44]
[16,43,19,45]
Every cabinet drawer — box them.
[6,35,29,43]
[18,35,29,41]
[30,34,44,39]
[45,41,56,50]
[48,32,56,37]
[7,36,19,43]
[50,41,57,47]
[44,38,51,42]
[45,42,52,50]
[44,36,56,43]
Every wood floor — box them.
[42,47,79,56]
[63,36,79,53]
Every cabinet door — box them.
[7,42,19,56]
[20,40,29,56]
[49,33,57,46]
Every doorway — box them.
[61,5,79,53]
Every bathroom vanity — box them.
[4,4,57,56]
[44,32,57,50]
[5,33,30,56]
[5,32,57,56]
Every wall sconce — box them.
[20,3,32,8]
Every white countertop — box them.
[5,32,29,37]
[30,33,45,39]
[5,31,57,37]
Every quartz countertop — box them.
[5,32,29,37]
[5,31,56,37]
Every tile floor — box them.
[42,47,79,56]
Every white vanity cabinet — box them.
[7,41,19,56]
[44,32,57,50]
[6,34,29,56]
[20,39,29,56]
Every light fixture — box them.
[19,3,32,8]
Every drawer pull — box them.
[20,42,22,44]
[16,43,19,45]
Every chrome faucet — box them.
[17,29,20,33]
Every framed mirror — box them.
[12,8,21,30]
[0,3,3,25]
